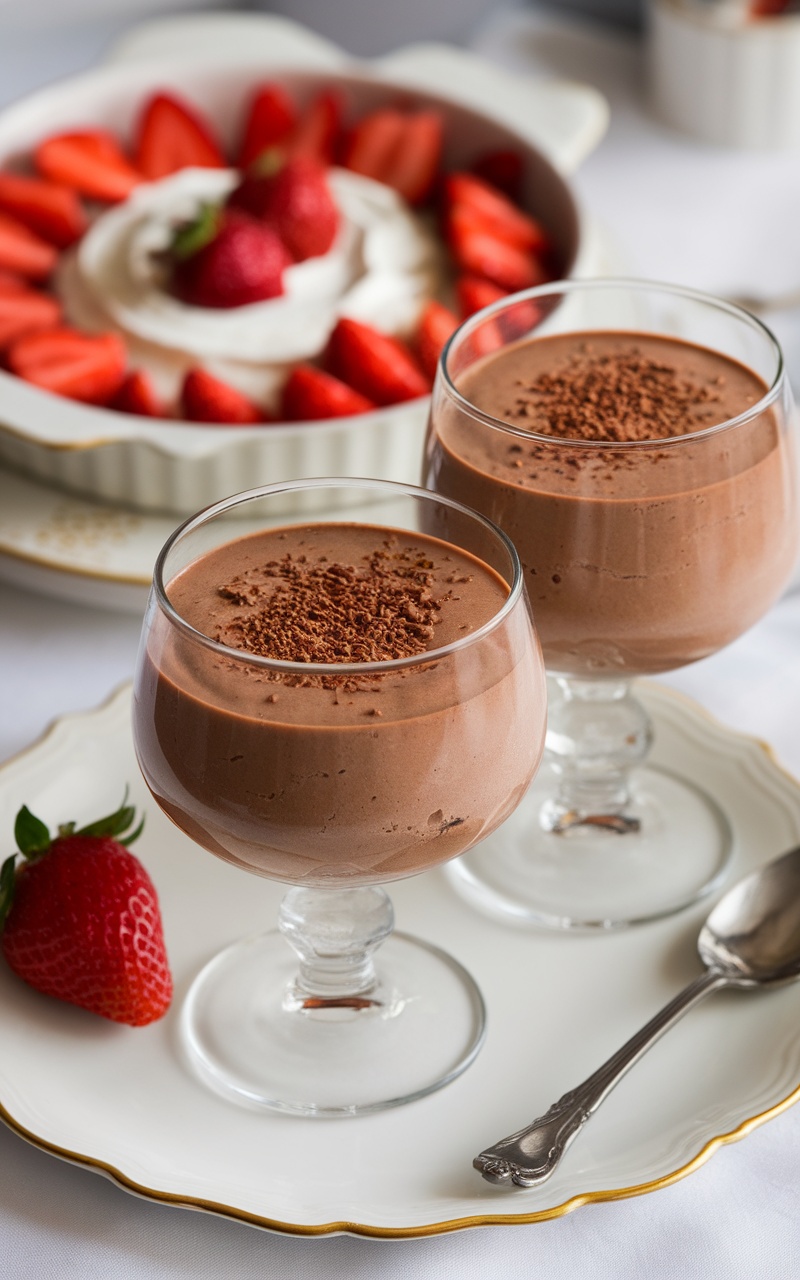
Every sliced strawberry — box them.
[341,108,406,184]
[111,369,164,418]
[456,274,545,354]
[0,269,29,293]
[457,273,508,318]
[444,172,552,255]
[237,83,298,169]
[288,89,343,166]
[498,298,546,342]
[8,327,126,405]
[326,317,431,406]
[0,173,87,248]
[0,285,60,349]
[383,111,443,206]
[471,149,524,202]
[35,130,142,204]
[134,92,226,180]
[414,301,459,381]
[457,274,546,343]
[281,363,377,420]
[181,367,263,425]
[446,208,549,292]
[0,212,58,281]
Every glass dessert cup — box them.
[132,477,546,1115]
[425,279,799,931]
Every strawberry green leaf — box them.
[75,791,144,846]
[124,814,145,847]
[171,203,221,261]
[13,805,51,859]
[0,854,16,930]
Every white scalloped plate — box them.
[1,682,800,1237]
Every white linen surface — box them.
[2,6,800,1277]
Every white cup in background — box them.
[647,0,800,148]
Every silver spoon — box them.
[474,843,800,1189]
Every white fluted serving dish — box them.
[0,13,608,517]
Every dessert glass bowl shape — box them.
[424,278,800,930]
[0,51,587,518]
[131,477,547,1115]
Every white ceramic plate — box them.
[1,682,800,1237]
[0,464,173,614]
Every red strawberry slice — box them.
[8,327,127,405]
[326,317,431,406]
[134,92,226,180]
[287,89,343,165]
[181,367,264,424]
[0,269,28,293]
[0,212,58,280]
[0,284,61,349]
[446,207,549,292]
[237,82,297,169]
[471,149,524,202]
[35,130,142,204]
[228,154,338,262]
[457,273,544,342]
[112,369,164,418]
[0,798,172,1027]
[444,172,552,255]
[341,108,407,184]
[383,111,443,206]
[414,300,459,381]
[0,173,87,248]
[281,363,377,420]
[457,273,508,318]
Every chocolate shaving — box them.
[503,345,726,443]
[214,543,445,678]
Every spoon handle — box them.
[474,969,727,1189]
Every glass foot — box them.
[180,931,485,1116]
[445,765,733,931]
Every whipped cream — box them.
[60,167,445,406]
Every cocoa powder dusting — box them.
[504,345,725,443]
[215,542,448,669]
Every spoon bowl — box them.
[700,845,800,985]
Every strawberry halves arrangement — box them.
[0,82,560,425]
[0,797,172,1026]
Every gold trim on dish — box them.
[0,415,121,452]
[0,537,152,586]
[2,1088,799,1238]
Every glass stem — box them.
[540,677,653,835]
[279,885,394,1011]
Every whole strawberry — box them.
[0,797,172,1026]
[170,204,290,308]
[228,152,339,262]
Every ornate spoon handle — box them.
[474,969,727,1188]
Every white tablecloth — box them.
[3,7,800,1277]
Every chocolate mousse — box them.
[427,331,798,676]
[134,522,545,884]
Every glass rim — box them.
[152,476,526,676]
[439,276,786,451]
